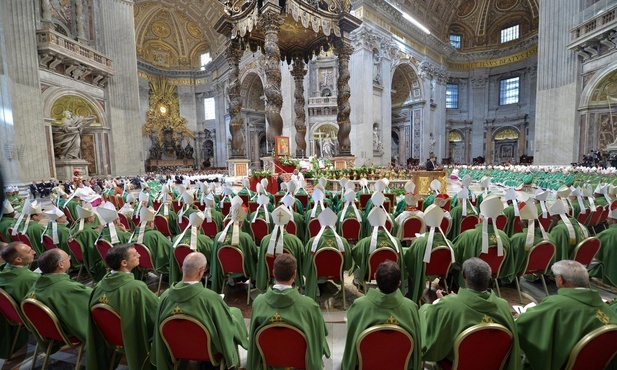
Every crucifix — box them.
[277,212,284,223]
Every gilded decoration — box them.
[51,96,101,127]
[494,128,519,141]
[449,131,463,142]
[590,72,617,106]
[141,76,194,157]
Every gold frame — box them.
[564,324,617,370]
[159,314,225,370]
[452,323,513,370]
[255,322,309,370]
[355,324,414,370]
[275,136,290,157]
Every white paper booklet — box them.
[513,302,537,315]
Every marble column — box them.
[98,0,143,175]
[485,123,494,163]
[291,58,307,157]
[465,127,471,164]
[0,0,50,183]
[259,6,284,147]
[518,121,527,160]
[226,39,246,158]
[334,37,353,156]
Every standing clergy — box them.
[86,244,159,370]
[152,252,248,369]
[247,254,330,370]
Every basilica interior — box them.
[0,0,614,183]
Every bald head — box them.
[181,252,207,282]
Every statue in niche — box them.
[53,111,97,160]
[321,134,334,159]
[373,50,382,84]
[373,125,384,155]
[184,142,194,159]
[149,139,163,160]
[429,133,436,154]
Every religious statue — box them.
[373,126,384,155]
[175,143,185,159]
[429,133,436,154]
[53,111,97,160]
[321,134,334,159]
[184,142,194,159]
[149,142,162,160]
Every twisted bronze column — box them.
[260,11,284,147]
[226,40,246,158]
[335,38,353,156]
[291,58,307,157]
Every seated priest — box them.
[169,211,213,284]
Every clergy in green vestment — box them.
[447,188,479,240]
[589,210,617,286]
[281,194,306,244]
[210,199,258,294]
[510,202,555,277]
[0,242,39,359]
[393,180,422,218]
[361,191,395,239]
[404,205,455,303]
[86,244,159,370]
[41,207,75,264]
[0,200,16,242]
[342,260,422,370]
[25,249,92,352]
[420,258,521,370]
[71,204,107,282]
[169,211,214,283]
[304,208,352,300]
[247,254,330,370]
[353,207,406,292]
[502,187,527,237]
[517,260,617,370]
[131,207,172,275]
[96,202,132,245]
[152,252,248,370]
[12,198,45,255]
[546,199,587,261]
[256,206,306,291]
[422,179,445,211]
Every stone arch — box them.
[390,61,422,106]
[579,64,617,151]
[448,129,466,164]
[579,62,617,107]
[492,126,520,164]
[240,72,265,110]
[310,122,338,157]
[42,88,107,128]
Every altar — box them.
[313,170,447,196]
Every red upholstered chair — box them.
[384,193,395,209]
[114,195,125,210]
[248,201,259,213]
[296,194,309,209]
[256,322,308,370]
[364,248,399,292]
[96,239,114,266]
[201,219,219,238]
[401,216,425,243]
[538,215,553,232]
[577,211,590,227]
[460,215,480,233]
[440,217,452,236]
[564,324,617,370]
[250,218,270,245]
[313,247,346,309]
[220,201,231,216]
[159,314,225,370]
[238,194,250,205]
[572,237,601,268]
[173,244,193,271]
[512,216,524,234]
[341,218,361,245]
[154,214,172,237]
[118,213,132,231]
[308,218,321,239]
[15,233,33,249]
[217,246,252,305]
[274,194,283,206]
[0,288,26,359]
[152,200,162,211]
[514,241,555,303]
[479,246,507,297]
[383,200,392,214]
[359,193,372,210]
[442,198,452,212]
[178,216,189,233]
[21,298,85,370]
[611,200,617,211]
[194,202,206,211]
[424,246,454,297]
[90,303,125,367]
[585,206,604,229]
[42,234,58,251]
[441,323,513,370]
[133,243,164,295]
[285,220,297,235]
[131,214,141,228]
[384,219,393,233]
[356,324,414,370]
[67,239,85,280]
[495,215,508,231]
[172,201,184,214]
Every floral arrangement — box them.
[278,156,300,168]
[251,170,271,179]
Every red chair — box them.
[383,200,392,214]
[384,219,393,233]
[359,193,372,210]
[152,200,162,210]
[42,234,58,251]
[154,214,172,237]
[564,324,617,370]
[0,288,26,359]
[238,194,250,205]
[90,303,125,366]
[424,246,454,296]
[313,247,346,308]
[479,246,507,297]
[250,218,270,245]
[577,211,590,227]
[611,200,617,211]
[21,298,85,370]
[401,216,425,243]
[572,237,601,268]
[308,218,321,239]
[178,216,189,232]
[285,220,297,234]
[133,243,164,295]
[131,214,141,228]
[15,232,33,249]
[220,202,231,216]
[296,194,309,209]
[201,219,219,238]
[495,215,507,231]
[67,239,85,279]
[514,240,555,303]
[118,213,132,231]
[512,216,524,234]
[274,194,284,206]
[217,246,252,305]
[356,324,414,370]
[173,244,193,270]
[585,206,604,229]
[194,202,207,211]
[256,323,308,369]
[159,314,225,369]
[96,239,114,265]
[114,195,125,210]
[172,201,184,214]
[248,201,259,213]
[441,217,452,236]
[460,215,480,233]
[384,193,395,209]
[365,248,399,291]
[538,215,552,231]
[442,323,513,370]
[341,218,362,245]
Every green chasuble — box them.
[201,209,224,236]
[247,288,330,370]
[0,216,16,242]
[43,222,72,257]
[98,225,132,245]
[404,233,452,303]
[516,288,617,370]
[509,228,555,277]
[342,288,422,370]
[210,230,258,293]
[548,218,586,261]
[130,227,172,275]
[422,194,436,211]
[23,221,46,256]
[352,231,406,293]
[590,224,617,286]
[0,265,39,359]
[86,272,159,370]
[25,273,92,350]
[420,288,521,370]
[503,204,516,237]
[72,224,107,282]
[451,224,516,287]
[256,231,306,291]
[168,233,213,284]
[152,282,248,370]
[447,204,479,240]
[304,229,352,300]
[59,198,79,221]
